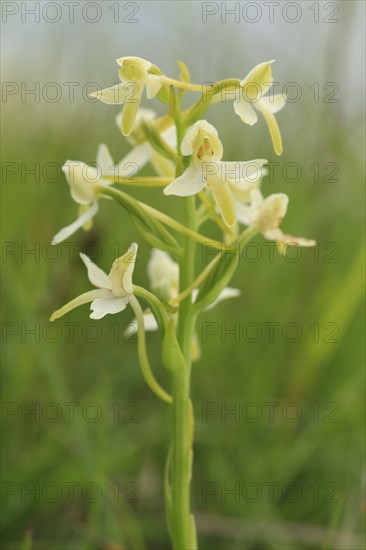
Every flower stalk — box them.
[129,294,172,404]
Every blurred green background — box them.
[1,1,365,549]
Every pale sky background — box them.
[2,0,365,123]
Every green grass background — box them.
[1,1,365,548]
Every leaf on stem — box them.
[193,249,239,312]
[162,319,186,373]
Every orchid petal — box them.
[115,142,151,177]
[265,229,316,247]
[230,172,266,204]
[50,289,111,321]
[148,249,179,300]
[51,202,99,245]
[108,243,138,297]
[145,74,164,98]
[62,161,99,205]
[235,202,252,226]
[240,60,275,96]
[255,101,283,156]
[234,97,258,126]
[121,83,144,136]
[116,107,157,138]
[208,174,237,227]
[206,287,241,310]
[124,310,159,338]
[260,93,286,113]
[223,159,267,184]
[90,296,129,319]
[254,193,288,233]
[124,319,138,338]
[89,83,132,105]
[231,183,256,206]
[250,188,265,208]
[142,311,159,331]
[116,56,152,71]
[97,144,114,176]
[122,243,138,293]
[192,287,240,310]
[164,165,205,197]
[161,125,177,148]
[79,253,111,289]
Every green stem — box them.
[170,89,197,548]
[171,194,197,550]
[164,445,173,536]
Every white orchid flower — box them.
[89,57,164,136]
[164,120,263,228]
[239,189,316,247]
[50,244,138,321]
[128,249,240,339]
[52,144,127,245]
[116,108,176,178]
[234,60,286,156]
[148,248,180,302]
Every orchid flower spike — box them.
[234,60,286,156]
[116,108,176,178]
[164,120,266,228]
[50,244,138,321]
[89,57,164,136]
[51,144,123,245]
[240,189,316,248]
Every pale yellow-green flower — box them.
[234,60,286,156]
[89,57,164,136]
[50,244,138,321]
[52,138,153,245]
[51,144,119,245]
[164,120,264,228]
[238,189,316,247]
